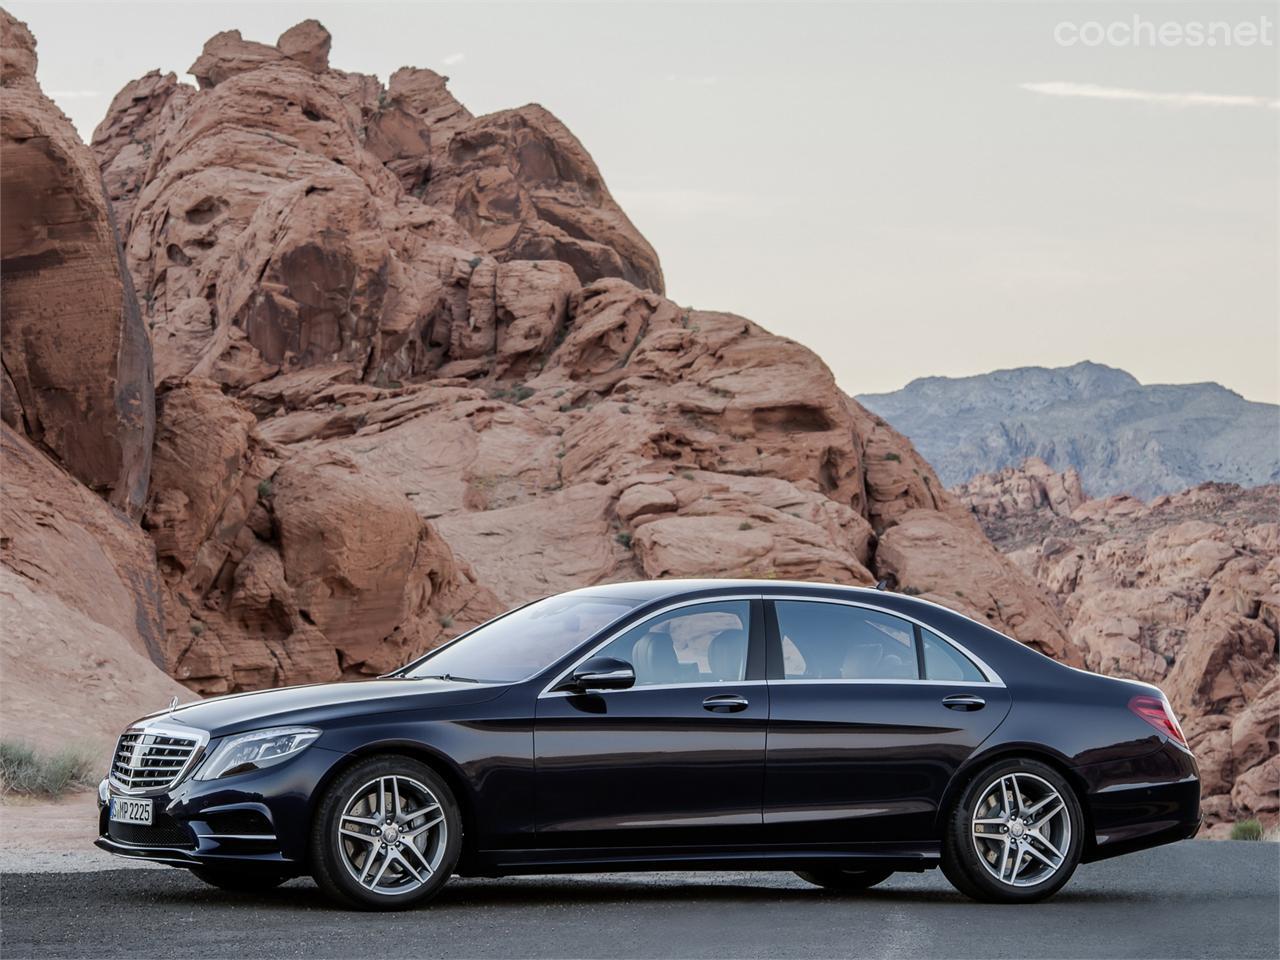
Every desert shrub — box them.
[1231,819,1264,841]
[615,532,633,549]
[0,741,96,797]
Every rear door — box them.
[534,598,768,849]
[762,598,1011,844]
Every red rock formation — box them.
[0,11,180,750]
[0,424,189,752]
[0,8,153,515]
[92,70,190,234]
[75,17,1075,698]
[956,461,1280,833]
[143,380,501,693]
[952,457,1085,521]
[423,106,665,293]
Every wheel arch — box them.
[307,740,480,871]
[937,743,1095,849]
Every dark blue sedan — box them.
[96,579,1201,908]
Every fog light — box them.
[98,778,110,805]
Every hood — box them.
[145,678,509,737]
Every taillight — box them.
[1129,694,1187,746]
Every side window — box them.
[775,602,919,681]
[593,601,751,686]
[921,629,986,682]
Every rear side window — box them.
[774,601,919,680]
[921,628,986,682]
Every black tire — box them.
[309,755,462,910]
[189,867,289,892]
[795,867,894,892]
[941,757,1084,904]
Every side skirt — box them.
[463,842,940,877]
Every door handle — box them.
[942,694,986,711]
[703,694,749,713]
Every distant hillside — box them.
[857,361,1280,499]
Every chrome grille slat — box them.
[108,725,204,795]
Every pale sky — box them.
[10,0,1279,403]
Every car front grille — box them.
[110,727,202,793]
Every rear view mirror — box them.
[569,657,635,692]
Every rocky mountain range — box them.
[955,459,1278,835]
[0,13,1272,832]
[858,361,1280,500]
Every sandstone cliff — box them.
[1,8,153,515]
[0,10,186,750]
[75,19,1082,697]
[6,14,1076,738]
[956,460,1279,834]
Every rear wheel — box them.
[309,755,462,910]
[189,867,289,892]
[795,867,893,892]
[942,758,1083,903]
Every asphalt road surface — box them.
[2,841,1276,959]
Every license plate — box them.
[109,797,153,826]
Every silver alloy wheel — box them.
[970,772,1071,888]
[336,775,447,897]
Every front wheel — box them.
[309,756,462,910]
[942,758,1084,903]
[795,867,893,892]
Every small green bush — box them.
[257,478,274,500]
[615,532,633,549]
[738,521,754,531]
[884,453,901,462]
[491,384,535,403]
[0,741,96,797]
[1231,819,1264,841]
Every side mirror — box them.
[569,656,635,692]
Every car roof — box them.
[563,578,893,603]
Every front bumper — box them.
[95,745,347,872]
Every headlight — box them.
[195,726,320,780]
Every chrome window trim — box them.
[108,720,210,797]
[769,677,1003,688]
[538,595,762,699]
[767,594,1006,687]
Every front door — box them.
[763,598,1012,843]
[534,598,768,849]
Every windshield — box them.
[403,594,642,684]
